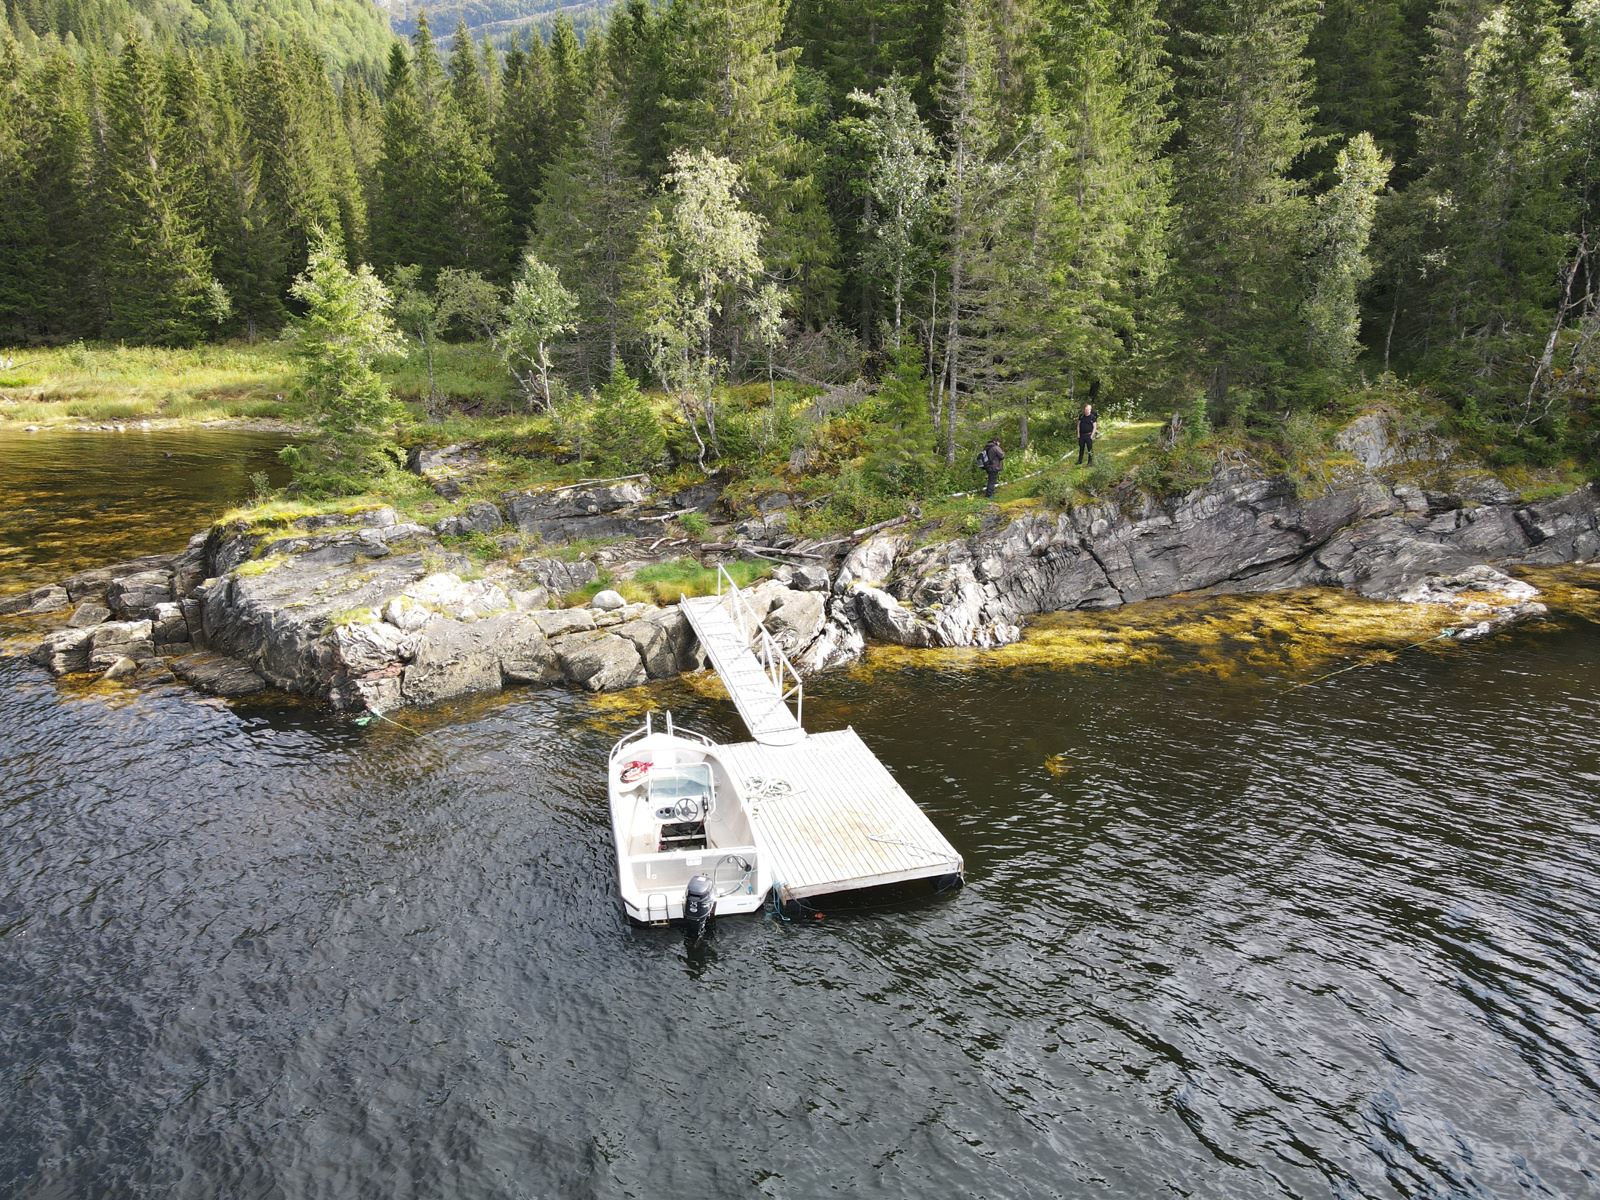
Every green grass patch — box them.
[233,554,287,578]
[0,340,304,427]
[385,341,511,414]
[623,557,769,605]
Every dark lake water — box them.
[2,431,1599,1198]
[0,428,291,592]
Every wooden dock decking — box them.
[677,568,964,904]
[716,731,964,902]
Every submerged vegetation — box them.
[858,576,1600,686]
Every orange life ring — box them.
[619,760,652,785]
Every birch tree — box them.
[850,78,938,350]
[501,252,578,412]
[627,149,766,467]
[1303,133,1392,371]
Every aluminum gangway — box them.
[679,566,806,747]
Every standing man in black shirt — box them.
[1077,404,1099,465]
[982,437,1004,498]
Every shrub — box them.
[282,231,404,496]
[585,363,666,473]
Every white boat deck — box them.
[680,593,805,746]
[716,730,964,903]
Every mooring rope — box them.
[353,708,421,734]
[1282,629,1455,694]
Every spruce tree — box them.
[548,14,586,154]
[246,42,343,295]
[372,42,431,274]
[536,77,650,379]
[0,32,46,340]
[1173,0,1320,413]
[934,0,1009,463]
[1416,0,1575,393]
[1021,0,1175,407]
[179,49,286,337]
[494,30,554,248]
[100,34,224,344]
[1308,0,1422,172]
[430,94,511,279]
[448,17,489,141]
[0,37,95,339]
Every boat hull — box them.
[608,724,772,927]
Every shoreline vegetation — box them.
[1,339,1586,545]
[4,1,1598,522]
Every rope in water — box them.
[354,708,422,734]
[1283,629,1455,694]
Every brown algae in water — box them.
[853,587,1520,685]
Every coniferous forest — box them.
[3,0,1598,475]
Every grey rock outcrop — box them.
[29,628,95,674]
[435,501,504,537]
[505,480,655,543]
[554,630,649,691]
[68,601,112,628]
[408,444,492,498]
[834,466,1599,652]
[490,614,562,685]
[102,656,139,681]
[88,620,154,669]
[0,584,70,616]
[763,588,828,654]
[616,617,677,679]
[533,608,595,638]
[13,412,1592,715]
[151,602,189,646]
[105,570,172,618]
[170,653,267,698]
[402,620,504,706]
[794,596,867,674]
[518,557,600,595]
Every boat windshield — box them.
[650,765,713,808]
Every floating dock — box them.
[680,569,963,904]
[717,730,963,902]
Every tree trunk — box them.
[1383,275,1401,375]
[425,338,438,413]
[943,253,963,468]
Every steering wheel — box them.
[673,795,704,822]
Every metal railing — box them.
[610,711,714,762]
[712,563,804,732]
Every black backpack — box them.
[975,447,989,471]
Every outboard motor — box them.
[684,874,716,941]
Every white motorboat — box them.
[608,713,770,931]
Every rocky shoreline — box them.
[4,414,1597,711]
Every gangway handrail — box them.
[710,563,804,732]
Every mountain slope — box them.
[381,0,611,45]
[4,0,394,70]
